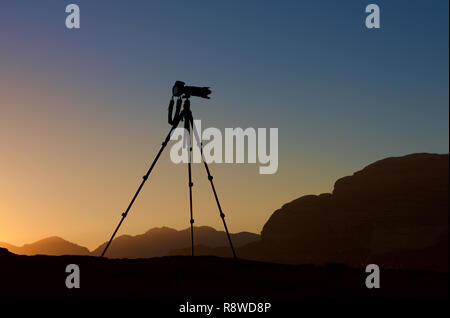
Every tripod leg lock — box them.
[189,182,194,187]
[122,212,127,217]
[220,213,225,218]
[142,175,148,180]
[190,219,194,224]
[208,176,213,181]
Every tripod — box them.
[101,95,237,259]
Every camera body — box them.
[172,81,211,99]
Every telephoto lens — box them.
[184,85,211,99]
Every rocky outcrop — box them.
[250,153,448,271]
[0,247,15,257]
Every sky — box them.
[0,0,448,250]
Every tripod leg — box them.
[189,117,238,259]
[101,124,178,257]
[187,130,195,256]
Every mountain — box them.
[0,236,90,256]
[0,227,259,258]
[236,153,448,271]
[91,226,260,258]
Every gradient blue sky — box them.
[0,1,448,249]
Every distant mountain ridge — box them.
[0,236,90,256]
[91,226,260,258]
[0,226,260,258]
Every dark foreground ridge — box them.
[0,249,447,298]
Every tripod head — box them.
[168,96,192,126]
[182,98,191,111]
